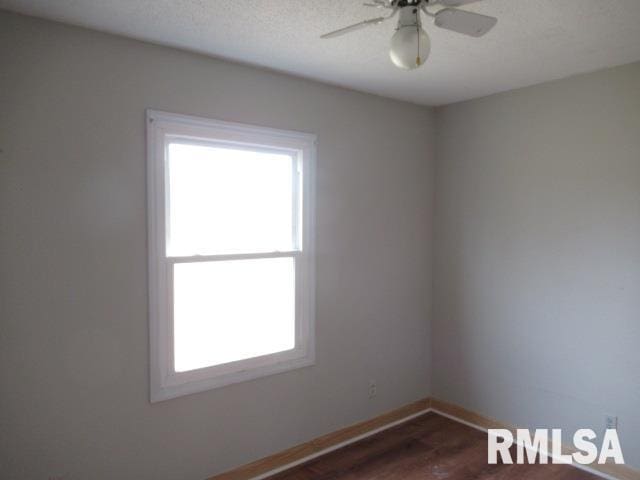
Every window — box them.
[147,110,316,402]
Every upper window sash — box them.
[146,110,313,261]
[164,138,302,258]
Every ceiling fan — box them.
[320,0,498,70]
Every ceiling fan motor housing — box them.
[394,0,426,7]
[397,4,422,28]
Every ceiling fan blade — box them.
[434,8,497,37]
[437,0,483,6]
[321,17,386,39]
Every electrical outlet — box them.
[368,380,377,399]
[605,415,618,430]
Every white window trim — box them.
[146,109,316,402]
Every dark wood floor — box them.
[267,412,599,480]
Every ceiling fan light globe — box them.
[389,26,430,70]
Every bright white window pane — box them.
[168,143,295,256]
[173,257,295,372]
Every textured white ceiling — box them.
[2,0,640,105]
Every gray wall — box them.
[0,12,434,480]
[434,62,640,467]
[4,7,640,479]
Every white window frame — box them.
[147,110,316,402]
